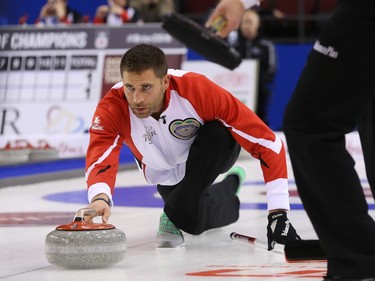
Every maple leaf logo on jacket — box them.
[91,116,104,131]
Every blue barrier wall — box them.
[269,44,312,130]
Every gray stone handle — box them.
[73,208,96,221]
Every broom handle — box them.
[230,232,285,254]
[230,232,269,250]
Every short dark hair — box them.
[120,44,168,78]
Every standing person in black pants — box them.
[207,0,375,280]
[283,1,375,280]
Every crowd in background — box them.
[33,0,176,25]
[0,0,336,41]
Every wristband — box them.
[240,0,260,9]
[91,197,111,207]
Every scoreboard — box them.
[0,24,185,160]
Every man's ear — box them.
[163,74,170,90]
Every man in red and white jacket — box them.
[85,43,300,248]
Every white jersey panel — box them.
[129,89,204,185]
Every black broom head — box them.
[162,12,242,70]
[284,239,327,262]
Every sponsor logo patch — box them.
[91,115,104,131]
[169,118,200,140]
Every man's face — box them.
[240,11,260,40]
[123,69,169,119]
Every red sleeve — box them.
[85,89,128,194]
[120,11,129,22]
[170,72,287,183]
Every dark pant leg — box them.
[358,98,375,199]
[283,1,375,277]
[157,121,241,235]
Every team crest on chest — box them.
[169,118,201,140]
[143,126,156,144]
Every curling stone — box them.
[45,208,126,269]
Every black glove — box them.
[267,211,301,251]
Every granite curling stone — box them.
[45,208,127,269]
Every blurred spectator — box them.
[228,9,277,125]
[93,0,142,25]
[130,0,175,22]
[19,14,28,25]
[35,0,84,26]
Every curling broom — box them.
[230,232,327,262]
[162,12,242,70]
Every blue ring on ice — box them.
[43,181,375,210]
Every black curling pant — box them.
[157,121,241,235]
[283,0,375,278]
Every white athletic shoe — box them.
[155,212,185,248]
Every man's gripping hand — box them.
[267,211,301,250]
[86,193,111,224]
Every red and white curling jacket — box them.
[86,69,290,210]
